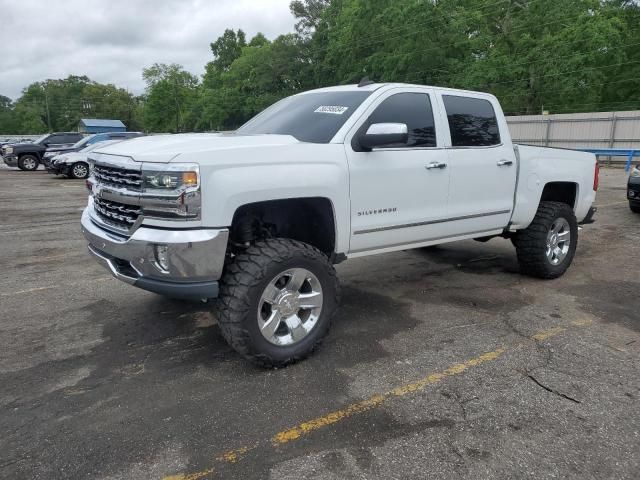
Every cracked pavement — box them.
[0,166,639,479]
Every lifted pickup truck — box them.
[81,82,598,367]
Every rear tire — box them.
[18,155,39,171]
[217,238,339,368]
[630,203,640,214]
[513,201,578,279]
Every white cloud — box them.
[0,0,295,99]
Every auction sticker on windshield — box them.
[314,106,349,114]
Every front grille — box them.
[93,164,142,191]
[93,197,141,230]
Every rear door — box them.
[437,92,517,236]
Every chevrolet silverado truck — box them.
[81,82,598,367]
[2,132,84,171]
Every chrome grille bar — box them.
[94,197,141,229]
[93,164,143,190]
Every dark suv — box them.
[1,132,84,171]
[628,163,640,214]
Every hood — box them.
[91,133,300,163]
[56,151,86,163]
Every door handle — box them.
[425,162,447,170]
[497,159,514,166]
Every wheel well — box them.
[540,182,577,209]
[230,198,336,256]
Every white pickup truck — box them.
[81,82,598,367]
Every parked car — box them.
[47,139,124,179]
[1,132,84,171]
[628,163,640,213]
[81,82,598,367]
[42,131,145,168]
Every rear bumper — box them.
[81,207,228,299]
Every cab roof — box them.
[302,82,494,98]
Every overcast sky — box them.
[0,0,295,100]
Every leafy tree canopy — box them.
[3,0,640,134]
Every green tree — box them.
[9,76,140,133]
[197,33,314,130]
[142,63,199,132]
[0,95,18,133]
[290,0,331,36]
[210,29,247,71]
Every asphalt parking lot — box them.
[1,166,639,479]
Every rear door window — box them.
[443,95,501,147]
[46,135,65,145]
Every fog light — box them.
[155,245,170,272]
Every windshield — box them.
[237,91,372,143]
[79,140,119,152]
[72,135,95,149]
[33,134,49,145]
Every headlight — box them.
[143,170,198,190]
[4,146,13,154]
[140,163,201,220]
[631,165,640,178]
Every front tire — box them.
[69,162,90,179]
[513,201,578,279]
[630,203,640,214]
[18,155,39,171]
[217,238,339,368]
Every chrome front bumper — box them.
[81,207,229,299]
[2,154,18,166]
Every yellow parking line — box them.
[163,469,214,480]
[163,323,586,480]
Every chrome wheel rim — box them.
[546,217,571,265]
[73,163,88,178]
[23,158,36,170]
[257,268,323,346]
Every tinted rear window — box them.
[237,91,372,143]
[443,95,501,147]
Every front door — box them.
[346,89,451,254]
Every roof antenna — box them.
[358,76,375,87]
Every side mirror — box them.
[358,123,408,151]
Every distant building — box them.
[78,119,126,134]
